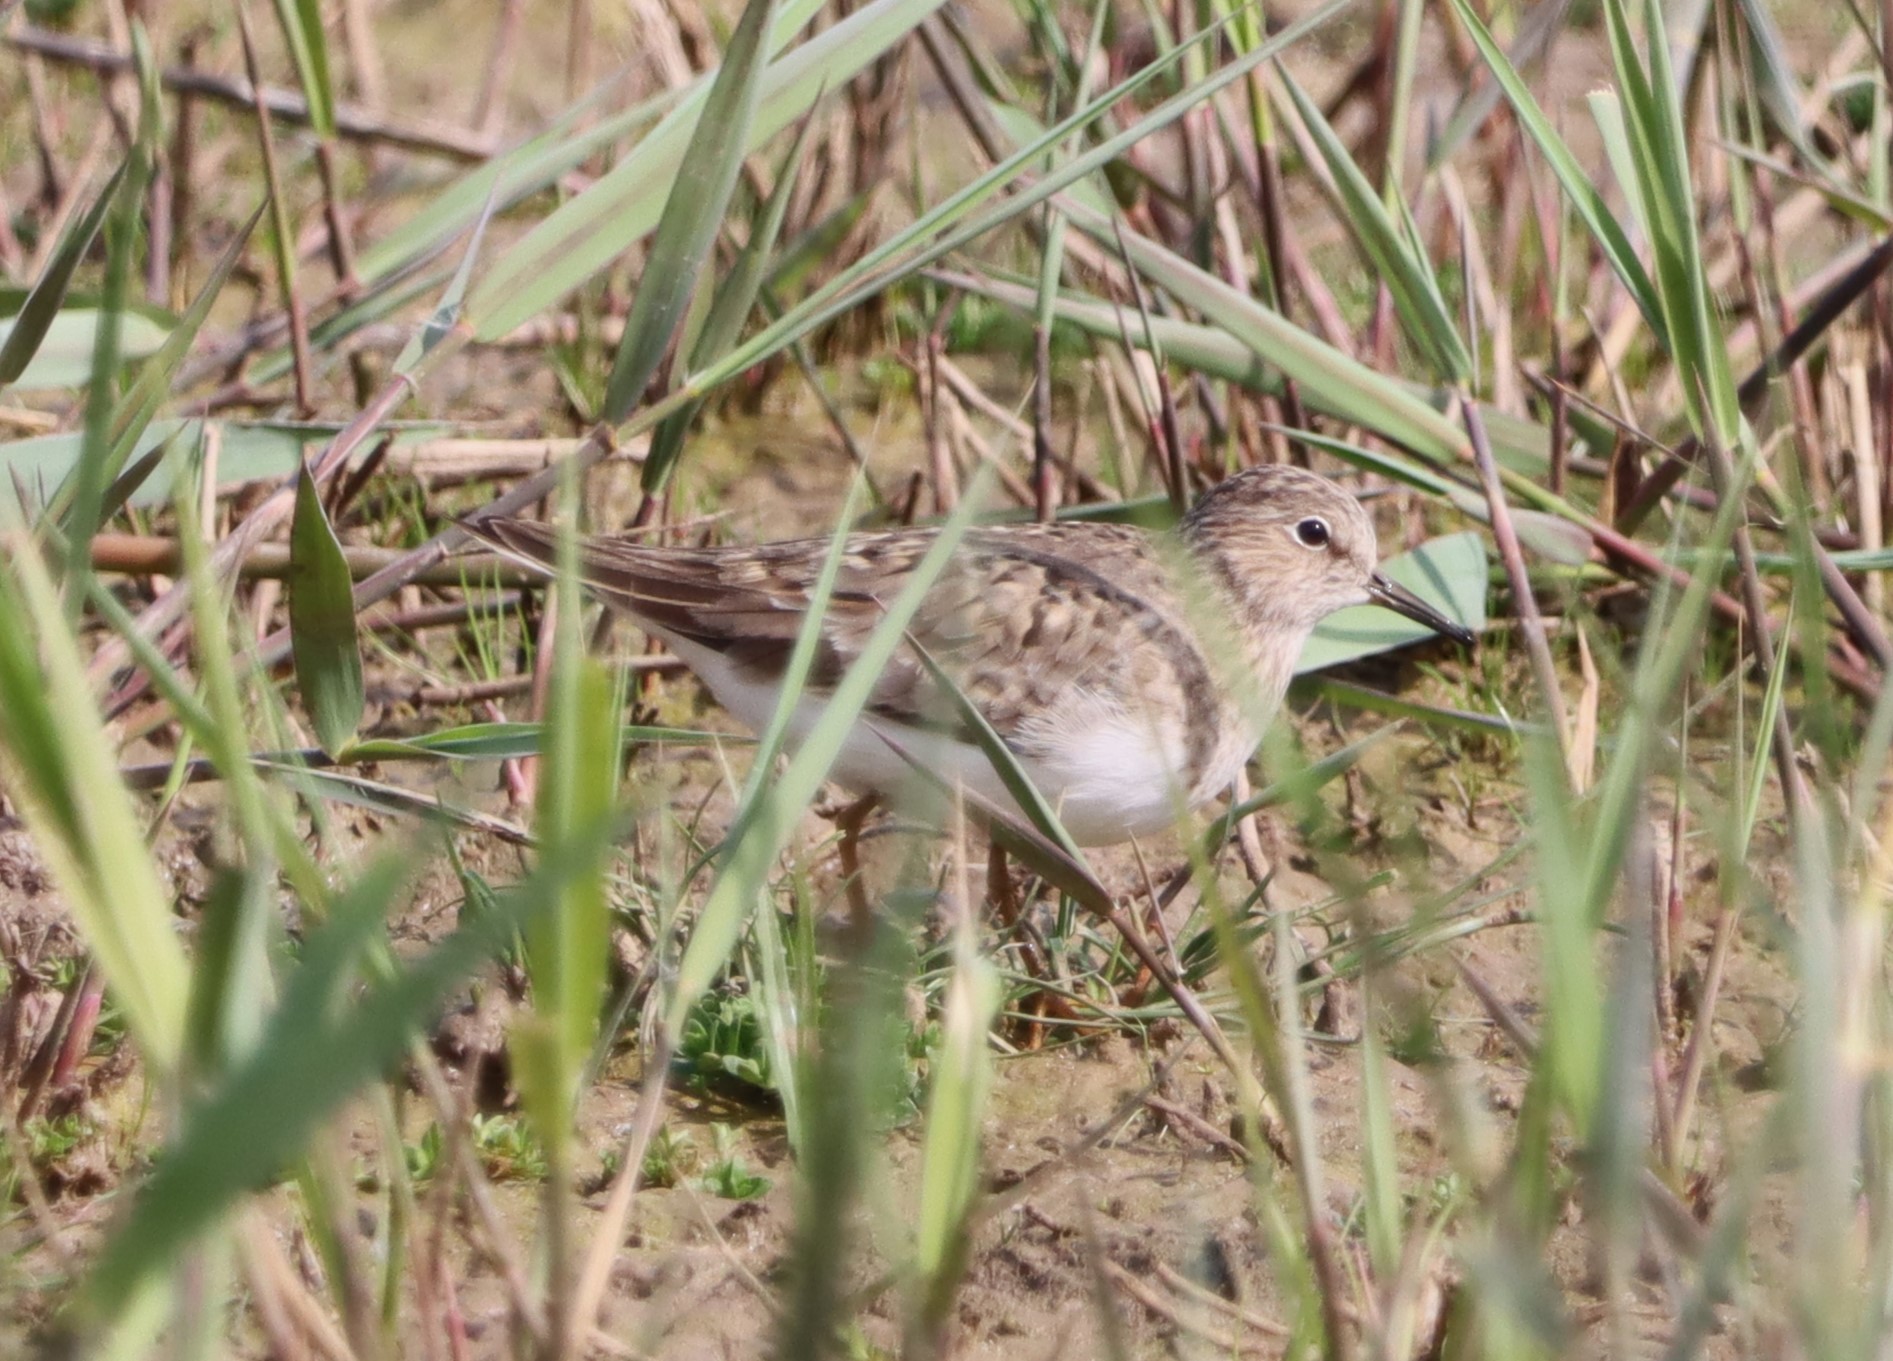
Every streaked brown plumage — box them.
[466,466,1472,844]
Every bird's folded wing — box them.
[470,517,1178,752]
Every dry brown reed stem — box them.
[1142,1093,1252,1162]
[1102,1261,1281,1355]
[925,346,1119,503]
[1616,236,1892,519]
[1152,1260,1292,1340]
[774,311,880,501]
[338,0,387,115]
[922,332,959,515]
[940,388,1037,509]
[471,0,526,139]
[166,35,202,301]
[1464,394,1572,766]
[1612,230,1893,671]
[85,533,539,587]
[239,1211,357,1361]
[310,141,359,293]
[4,25,497,161]
[1584,511,1882,702]
[405,1048,550,1347]
[1110,219,1189,511]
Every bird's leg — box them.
[989,841,1073,1049]
[986,844,1034,1045]
[834,793,880,946]
[985,842,1030,957]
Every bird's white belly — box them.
[667,635,1237,844]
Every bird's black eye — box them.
[1294,517,1331,549]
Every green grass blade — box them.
[603,0,778,434]
[353,89,676,288]
[677,1,1350,406]
[91,204,266,525]
[468,0,918,339]
[904,637,1093,866]
[1359,992,1402,1277]
[646,104,819,480]
[665,471,993,1036]
[517,520,622,1144]
[75,806,631,1331]
[393,184,497,376]
[0,162,128,389]
[269,0,337,136]
[0,522,189,1077]
[939,268,1557,477]
[61,78,153,593]
[1061,203,1477,468]
[911,944,1001,1335]
[1599,0,1741,445]
[1446,0,1665,345]
[288,463,366,757]
[1281,68,1471,383]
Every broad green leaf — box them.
[287,464,364,756]
[1299,532,1488,673]
[0,418,442,515]
[0,308,169,390]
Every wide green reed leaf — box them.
[1298,533,1488,673]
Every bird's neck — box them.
[1175,536,1310,729]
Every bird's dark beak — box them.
[1367,573,1476,647]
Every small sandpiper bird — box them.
[465,466,1473,846]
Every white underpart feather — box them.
[662,634,1204,845]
